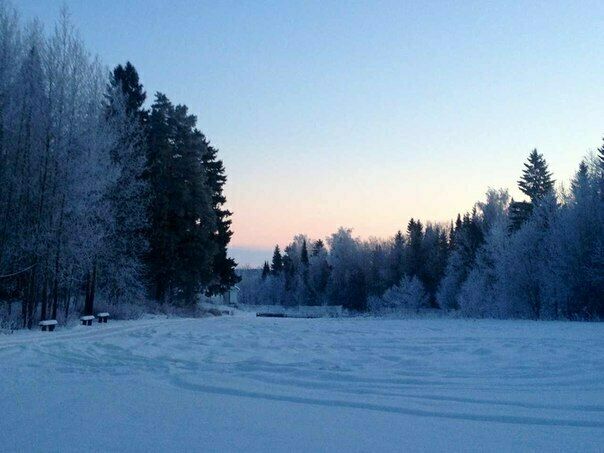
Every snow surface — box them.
[1,315,603,452]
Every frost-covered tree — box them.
[541,157,604,318]
[0,6,135,324]
[326,228,367,311]
[100,63,149,304]
[498,193,558,319]
[308,239,330,304]
[240,159,602,320]
[371,276,429,313]
[457,189,510,317]
[419,224,449,305]
[437,210,483,310]
[458,220,508,317]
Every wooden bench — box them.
[80,315,95,326]
[97,312,110,323]
[39,320,58,332]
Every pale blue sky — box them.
[18,0,604,265]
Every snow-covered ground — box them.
[1,315,603,452]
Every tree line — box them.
[241,148,604,320]
[0,5,238,328]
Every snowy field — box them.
[1,315,603,452]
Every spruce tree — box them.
[146,94,216,304]
[510,149,555,230]
[282,252,294,291]
[174,118,217,303]
[309,241,330,298]
[261,261,270,280]
[455,214,463,232]
[301,239,309,267]
[405,219,423,278]
[107,62,147,121]
[299,239,311,302]
[201,140,240,295]
[271,246,283,274]
[447,221,455,251]
[390,230,405,285]
[146,93,173,301]
[311,240,325,256]
[518,149,555,203]
[571,161,589,195]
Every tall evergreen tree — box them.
[571,161,589,194]
[309,239,330,303]
[405,219,423,278]
[146,94,216,304]
[271,246,283,274]
[518,149,555,203]
[300,239,309,267]
[261,261,270,280]
[282,252,294,291]
[389,230,405,285]
[311,240,325,256]
[107,62,147,122]
[420,226,449,306]
[201,140,240,295]
[510,149,555,230]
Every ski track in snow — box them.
[1,315,603,451]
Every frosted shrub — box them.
[0,304,21,333]
[377,276,429,313]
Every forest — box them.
[241,148,604,320]
[0,5,238,329]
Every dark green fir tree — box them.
[271,246,283,274]
[510,149,555,231]
[201,140,240,295]
[146,93,216,304]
